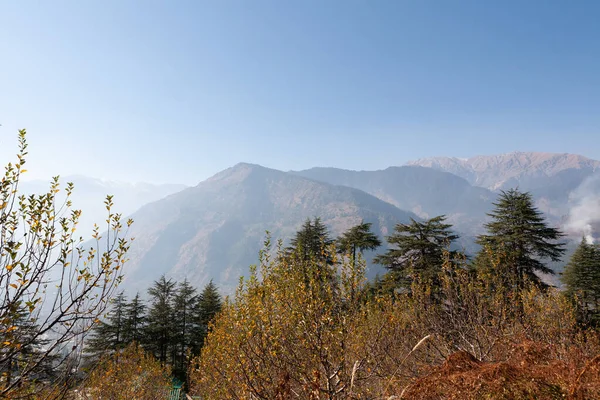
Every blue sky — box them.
[1,0,599,185]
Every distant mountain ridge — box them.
[406,152,600,226]
[407,152,600,191]
[73,152,600,294]
[120,163,418,294]
[292,165,494,235]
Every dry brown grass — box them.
[400,340,600,400]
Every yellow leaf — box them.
[6,265,13,271]
[20,169,27,174]
[9,284,17,289]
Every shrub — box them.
[79,343,171,400]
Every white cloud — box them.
[565,174,600,244]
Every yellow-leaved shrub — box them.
[189,240,600,399]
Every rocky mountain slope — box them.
[120,163,417,294]
[407,152,600,192]
[407,152,600,223]
[292,166,494,235]
[78,152,600,294]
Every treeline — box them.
[286,188,566,291]
[84,277,222,383]
[188,188,600,399]
[284,189,600,324]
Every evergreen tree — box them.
[562,238,600,324]
[172,279,198,381]
[374,216,459,288]
[286,217,335,264]
[0,306,56,387]
[123,293,147,345]
[191,281,222,356]
[475,189,565,288]
[85,292,128,362]
[285,217,339,295]
[337,221,382,266]
[145,275,176,364]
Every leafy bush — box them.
[189,242,600,399]
[79,343,171,400]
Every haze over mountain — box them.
[120,163,417,294]
[65,151,600,294]
[20,176,187,237]
[292,166,494,236]
[407,152,600,236]
[407,152,600,192]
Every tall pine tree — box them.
[172,279,198,381]
[562,238,600,324]
[475,189,565,288]
[191,281,223,356]
[375,216,459,288]
[122,293,146,345]
[337,221,382,266]
[286,217,335,264]
[145,275,176,364]
[85,292,128,362]
[0,306,56,388]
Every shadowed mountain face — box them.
[292,166,495,235]
[121,163,418,294]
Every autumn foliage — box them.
[189,239,600,399]
[0,130,133,398]
[79,343,172,400]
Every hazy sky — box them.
[1,0,599,185]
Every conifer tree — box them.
[172,279,198,381]
[375,215,459,288]
[0,306,56,388]
[286,217,339,296]
[286,217,334,264]
[191,281,222,356]
[562,238,600,324]
[337,221,382,266]
[475,189,565,288]
[123,293,146,345]
[85,292,128,362]
[145,275,176,364]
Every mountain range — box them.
[292,166,494,236]
[121,163,416,293]
[407,152,600,191]
[68,152,600,294]
[407,152,600,221]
